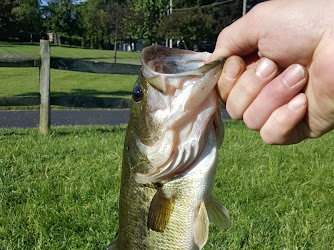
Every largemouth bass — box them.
[110,45,231,250]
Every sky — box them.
[40,0,86,6]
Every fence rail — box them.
[0,54,41,67]
[0,96,131,109]
[51,58,140,75]
[0,40,139,134]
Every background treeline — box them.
[0,0,260,50]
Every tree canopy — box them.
[0,0,248,50]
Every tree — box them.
[61,0,79,46]
[80,0,105,49]
[12,0,43,43]
[158,7,214,50]
[44,0,79,46]
[158,0,243,49]
[100,0,125,62]
[123,0,169,44]
[0,0,17,38]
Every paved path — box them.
[0,109,130,128]
[0,109,231,129]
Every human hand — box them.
[210,0,334,144]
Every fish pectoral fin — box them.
[147,188,175,233]
[194,201,210,250]
[206,196,232,229]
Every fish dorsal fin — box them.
[194,201,210,249]
[147,188,175,233]
[206,196,231,229]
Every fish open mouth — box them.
[142,45,210,74]
[135,45,224,184]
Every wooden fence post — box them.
[39,40,51,135]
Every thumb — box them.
[209,4,267,62]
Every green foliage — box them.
[158,8,214,49]
[0,0,16,33]
[43,0,79,45]
[122,0,168,43]
[0,122,333,249]
[158,0,243,47]
[1,0,244,48]
[78,0,125,49]
[0,0,43,42]
[12,0,42,34]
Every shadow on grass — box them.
[14,89,132,97]
[51,56,113,61]
[0,126,127,137]
[0,42,40,46]
[1,89,131,108]
[47,126,127,136]
[0,130,30,136]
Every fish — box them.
[109,45,231,250]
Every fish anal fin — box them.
[206,196,231,229]
[194,201,209,250]
[147,188,175,233]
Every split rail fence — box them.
[0,40,141,134]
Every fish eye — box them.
[132,85,143,102]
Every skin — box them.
[209,0,334,144]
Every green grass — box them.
[0,67,137,98]
[0,121,333,249]
[0,41,141,63]
[0,42,139,109]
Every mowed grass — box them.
[0,42,140,104]
[0,41,141,63]
[0,121,333,249]
[0,67,137,99]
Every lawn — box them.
[0,67,137,98]
[0,121,333,249]
[0,41,141,63]
[0,41,140,107]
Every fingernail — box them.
[282,64,306,87]
[287,94,306,111]
[256,58,276,78]
[225,59,241,79]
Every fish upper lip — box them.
[141,45,225,93]
[141,45,224,77]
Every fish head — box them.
[125,45,225,183]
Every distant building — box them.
[47,33,62,45]
[117,40,143,52]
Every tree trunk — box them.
[90,36,94,49]
[183,40,188,50]
[114,1,119,63]
[114,32,117,63]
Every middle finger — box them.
[226,57,278,119]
